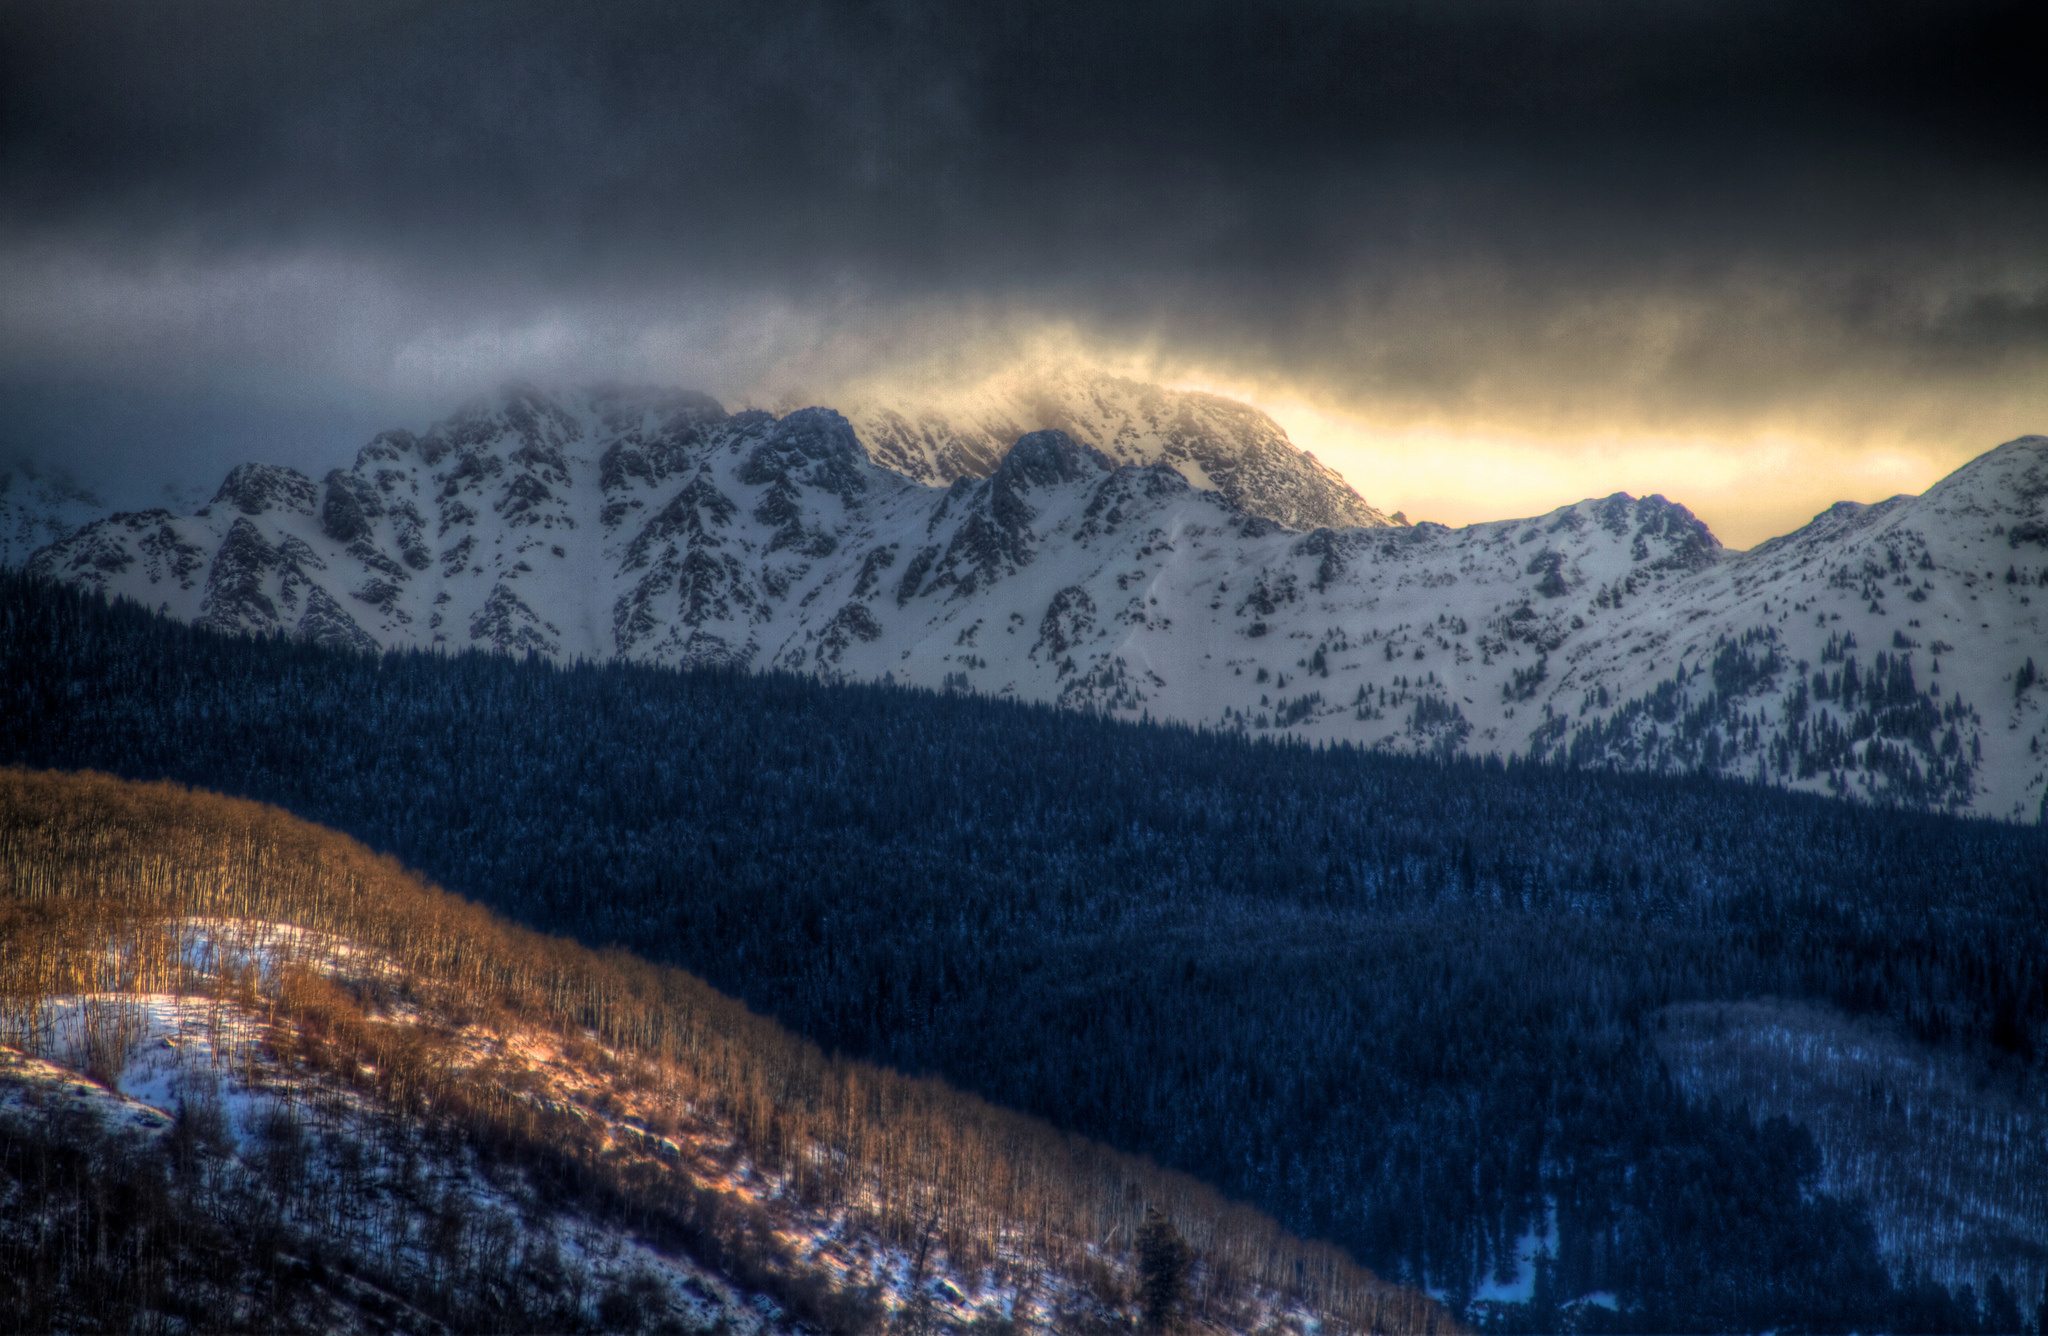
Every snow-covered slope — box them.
[1,974,1066,1333]
[1533,436,2048,823]
[3,769,1441,1335]
[830,364,1393,531]
[0,462,106,567]
[26,385,2048,822]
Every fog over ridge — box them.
[2,0,2042,543]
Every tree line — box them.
[0,766,1442,1334]
[4,571,2046,1330]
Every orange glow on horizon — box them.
[1156,373,1978,551]
[817,324,2030,552]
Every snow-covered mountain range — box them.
[24,382,2048,822]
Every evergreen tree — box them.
[1138,1209,1192,1334]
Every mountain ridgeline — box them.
[5,572,2046,1331]
[22,378,2047,823]
[827,365,1392,531]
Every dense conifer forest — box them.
[6,573,2047,1331]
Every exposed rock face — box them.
[24,383,2048,822]
[209,463,318,519]
[833,366,1394,532]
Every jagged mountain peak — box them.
[739,408,881,505]
[204,461,318,518]
[1561,491,1721,569]
[757,405,867,462]
[396,382,734,467]
[829,363,1392,531]
[995,428,1116,488]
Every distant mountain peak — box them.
[826,363,1394,531]
[0,461,110,567]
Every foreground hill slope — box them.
[6,573,2045,1330]
[24,382,2046,820]
[0,767,1440,1335]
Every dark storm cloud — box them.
[1,0,2045,499]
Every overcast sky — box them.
[3,0,2043,543]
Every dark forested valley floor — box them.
[5,573,2046,1332]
